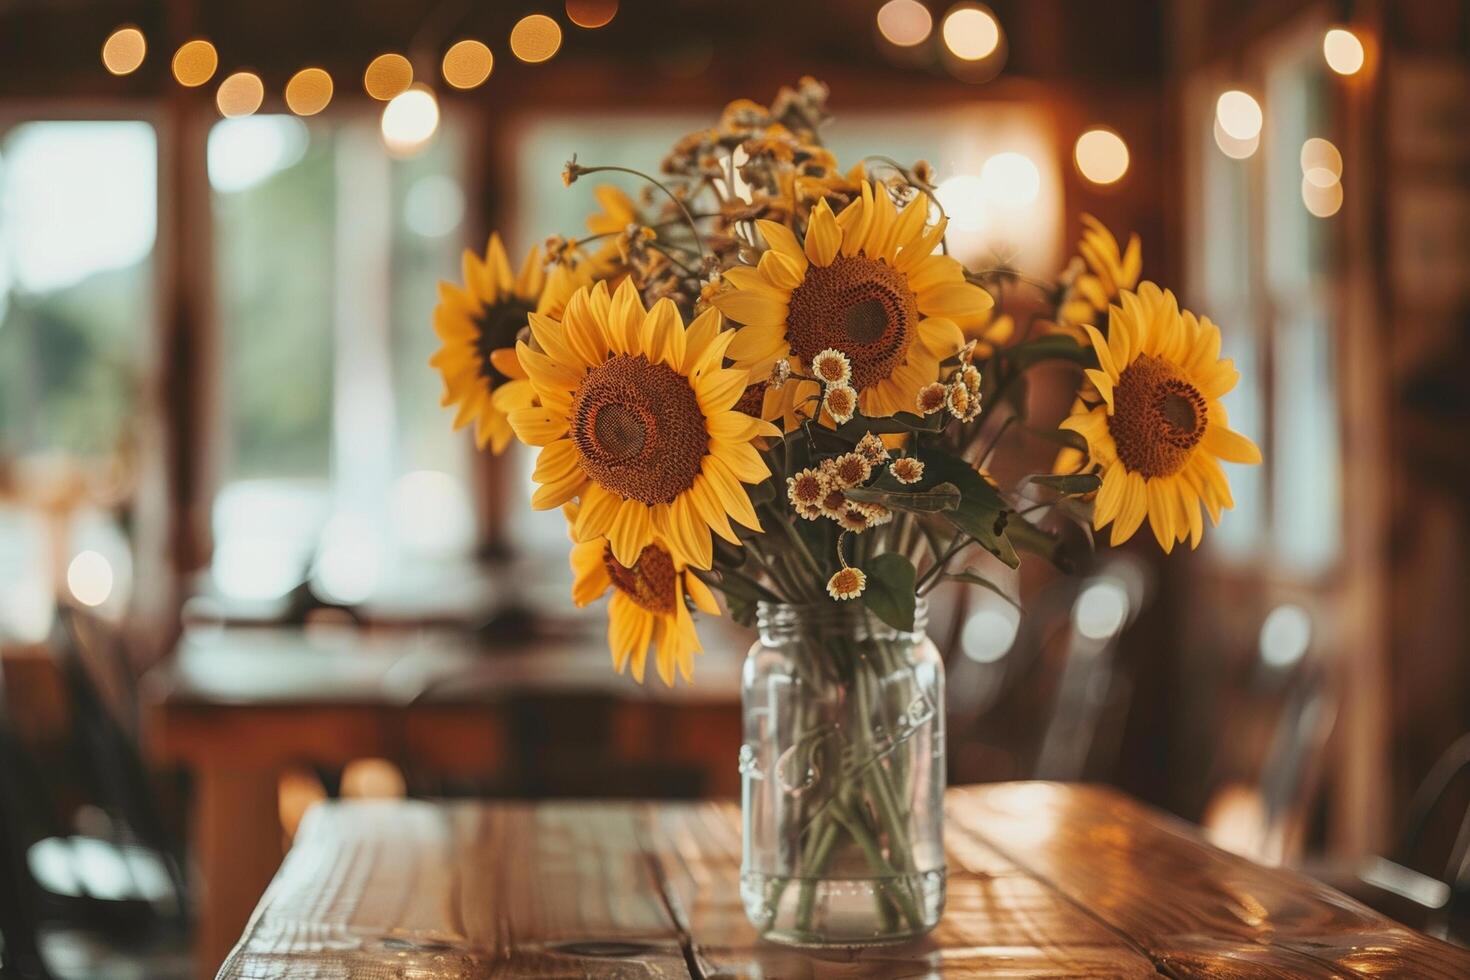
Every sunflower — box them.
[1054,214,1141,341]
[430,233,585,453]
[711,180,995,429]
[566,504,720,686]
[509,278,780,570]
[1060,283,1261,552]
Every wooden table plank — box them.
[219,785,1470,979]
[949,783,1470,979]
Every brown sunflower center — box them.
[785,254,918,392]
[570,353,709,505]
[1108,354,1209,478]
[474,298,535,387]
[604,543,677,615]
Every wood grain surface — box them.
[218,783,1470,979]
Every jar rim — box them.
[755,597,929,640]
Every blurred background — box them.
[1,0,1468,976]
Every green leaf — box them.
[1003,335,1094,370]
[862,552,917,632]
[1025,424,1089,452]
[1026,473,1102,495]
[746,475,777,507]
[831,411,944,441]
[945,568,1022,610]
[1005,518,1083,574]
[916,450,1018,568]
[845,481,961,514]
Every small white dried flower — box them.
[890,457,925,485]
[833,504,872,533]
[916,382,947,415]
[768,358,792,389]
[829,452,872,489]
[944,381,972,420]
[822,383,857,424]
[960,364,982,397]
[827,566,867,601]
[786,467,830,521]
[811,348,852,386]
[855,432,890,465]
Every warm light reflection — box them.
[934,174,987,231]
[1073,579,1128,640]
[1302,175,1343,218]
[962,601,1020,663]
[510,14,563,63]
[381,86,440,156]
[171,39,218,87]
[216,72,264,118]
[102,27,147,76]
[566,0,618,29]
[1215,89,1263,141]
[1213,117,1259,160]
[442,39,494,89]
[284,68,334,116]
[67,550,114,608]
[876,0,933,47]
[1074,128,1129,185]
[941,4,1001,60]
[981,151,1039,207]
[1323,27,1365,75]
[363,53,413,100]
[1300,137,1342,185]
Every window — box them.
[0,120,155,638]
[209,115,473,604]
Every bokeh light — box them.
[1260,604,1312,668]
[216,72,264,118]
[102,27,146,76]
[285,68,334,116]
[1074,580,1129,641]
[171,39,217,87]
[511,14,563,63]
[1214,117,1259,159]
[942,5,1001,61]
[442,39,494,89]
[1302,175,1343,218]
[935,175,988,231]
[877,0,933,47]
[1323,27,1365,75]
[566,0,618,29]
[981,151,1040,207]
[364,53,413,101]
[1215,89,1263,141]
[67,550,114,608]
[1300,137,1342,187]
[1074,128,1130,185]
[381,86,440,156]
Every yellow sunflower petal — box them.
[804,198,840,267]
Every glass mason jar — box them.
[739,600,946,946]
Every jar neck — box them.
[756,599,929,646]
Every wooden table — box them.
[143,625,742,979]
[218,783,1470,978]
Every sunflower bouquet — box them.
[430,77,1260,943]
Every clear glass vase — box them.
[739,599,946,946]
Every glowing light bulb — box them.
[381,87,440,156]
[102,26,146,76]
[216,72,264,118]
[285,68,334,116]
[171,39,217,87]
[442,39,493,89]
[511,14,563,63]
[1323,28,1365,75]
[364,53,413,101]
[942,5,1001,61]
[1215,90,1262,141]
[877,0,933,47]
[1074,128,1130,185]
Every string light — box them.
[1074,128,1129,185]
[511,14,563,63]
[216,72,264,118]
[942,4,1001,61]
[565,0,618,29]
[102,26,147,76]
[285,68,334,116]
[171,39,218,87]
[442,39,494,89]
[1215,90,1262,141]
[1323,27,1365,75]
[876,0,933,47]
[364,53,413,101]
[382,86,440,156]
